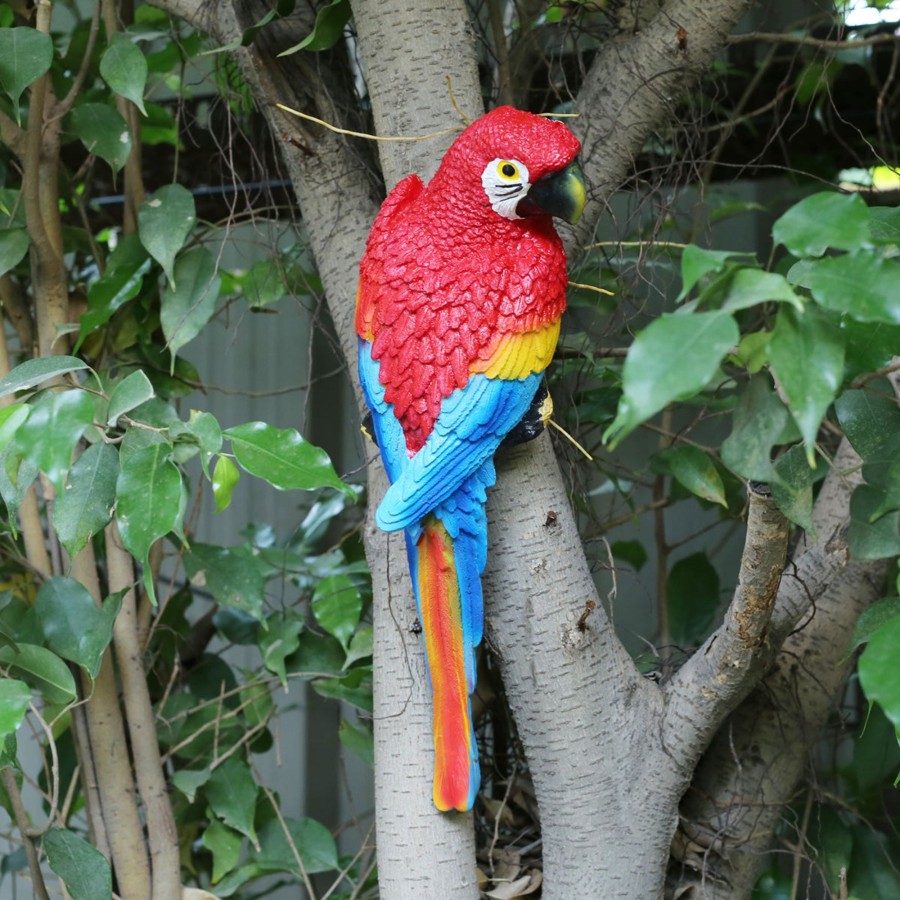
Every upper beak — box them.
[517,159,586,224]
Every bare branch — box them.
[0,768,50,900]
[727,30,900,50]
[662,484,789,766]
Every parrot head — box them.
[432,105,585,226]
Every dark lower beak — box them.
[517,159,586,224]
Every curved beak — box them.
[517,159,586,224]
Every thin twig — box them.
[276,103,462,143]
[1,768,51,900]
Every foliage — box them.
[0,6,373,898]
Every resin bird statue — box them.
[356,105,584,812]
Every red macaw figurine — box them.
[356,106,584,812]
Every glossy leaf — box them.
[667,552,720,648]
[0,644,77,705]
[653,445,726,507]
[69,103,133,173]
[34,578,122,680]
[161,245,221,359]
[184,543,266,621]
[54,443,119,558]
[0,28,53,115]
[100,37,148,115]
[0,405,29,456]
[678,246,746,301]
[848,486,900,560]
[772,191,870,256]
[107,370,155,426]
[720,269,803,312]
[0,679,31,740]
[605,312,739,446]
[138,184,196,285]
[771,444,816,534]
[790,254,900,324]
[254,816,339,875]
[258,613,303,686]
[116,444,185,604]
[202,819,243,884]
[338,719,373,766]
[44,828,112,900]
[0,228,29,277]
[206,757,258,843]
[846,597,900,659]
[171,767,210,803]
[859,612,900,734]
[0,356,89,400]
[721,375,792,482]
[835,389,900,460]
[343,624,373,669]
[768,306,844,463]
[312,574,362,651]
[225,421,350,495]
[77,236,151,346]
[313,667,372,712]
[278,0,351,55]
[15,390,96,493]
[212,454,239,512]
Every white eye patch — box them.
[481,158,531,220]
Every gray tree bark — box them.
[148,1,892,897]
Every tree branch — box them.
[662,484,789,767]
[0,767,50,900]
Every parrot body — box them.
[356,106,583,812]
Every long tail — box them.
[408,510,485,812]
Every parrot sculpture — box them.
[356,106,584,812]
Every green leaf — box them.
[772,192,870,256]
[138,184,196,285]
[771,444,816,534]
[34,578,122,680]
[69,104,133,173]
[161,246,221,359]
[678,246,746,301]
[0,679,31,740]
[847,828,900,900]
[859,614,900,732]
[171,767,210,802]
[43,828,112,900]
[338,719,373,766]
[54,443,119,558]
[768,306,844,463]
[869,205,900,244]
[225,422,350,495]
[313,667,372,712]
[254,815,339,875]
[0,644,77,705]
[258,613,303,687]
[77,236,151,346]
[116,444,185,604]
[212,455,239,512]
[611,540,647,571]
[206,757,258,843]
[835,389,900,460]
[15,390,96,493]
[667,552,720,648]
[107,370,155,426]
[721,375,792,482]
[0,28,53,117]
[312,574,362,652]
[789,254,900,324]
[605,312,739,446]
[202,819,243,885]
[0,228,30,277]
[343,624,373,669]
[809,807,853,896]
[0,356,89,400]
[720,269,803,312]
[183,544,266,621]
[848,486,900,561]
[278,0,351,55]
[846,597,900,659]
[0,404,29,456]
[100,37,148,115]
[242,259,287,307]
[653,446,727,507]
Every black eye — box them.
[501,163,516,177]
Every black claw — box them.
[501,383,551,448]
